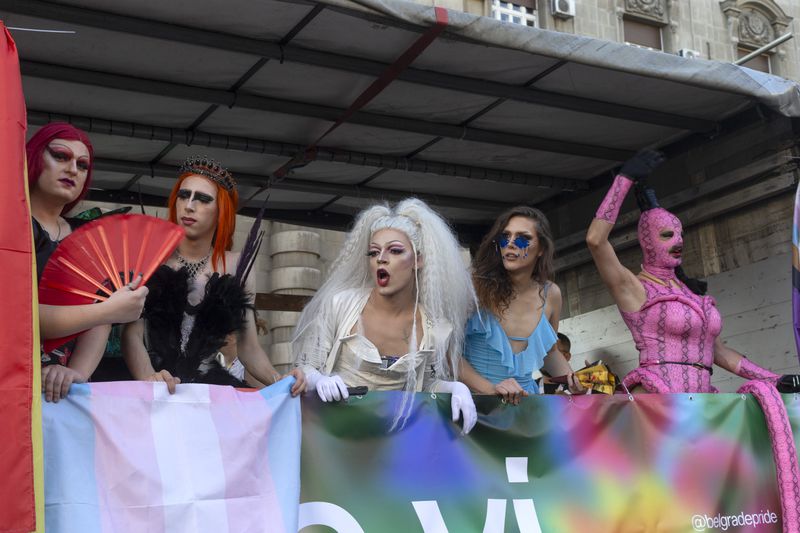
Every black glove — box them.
[620,150,665,181]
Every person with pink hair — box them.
[586,150,800,530]
[28,122,147,402]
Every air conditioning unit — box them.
[678,48,702,59]
[552,0,576,19]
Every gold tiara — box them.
[178,156,237,191]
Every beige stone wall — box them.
[408,0,800,82]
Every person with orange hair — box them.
[121,156,305,394]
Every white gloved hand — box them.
[306,370,349,402]
[434,380,477,435]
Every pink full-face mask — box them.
[638,207,683,279]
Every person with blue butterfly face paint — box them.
[497,234,533,253]
[459,207,584,404]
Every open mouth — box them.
[669,247,683,258]
[377,268,390,287]
[503,253,519,260]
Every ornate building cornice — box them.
[625,0,668,24]
[719,0,793,48]
[739,8,774,45]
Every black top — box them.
[31,217,84,281]
[143,265,253,387]
[33,216,85,364]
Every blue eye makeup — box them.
[497,235,531,249]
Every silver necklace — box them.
[43,217,64,241]
[175,252,210,279]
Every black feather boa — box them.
[143,265,253,386]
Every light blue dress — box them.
[463,284,557,394]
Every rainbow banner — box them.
[0,21,41,533]
[43,380,300,533]
[42,389,800,532]
[301,393,791,532]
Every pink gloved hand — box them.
[735,356,780,384]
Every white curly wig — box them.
[292,198,475,387]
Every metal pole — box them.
[734,33,794,66]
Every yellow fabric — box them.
[26,154,45,532]
[574,361,619,395]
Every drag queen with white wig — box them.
[293,198,477,434]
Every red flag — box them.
[0,21,40,532]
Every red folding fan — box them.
[39,214,185,352]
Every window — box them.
[491,0,537,28]
[737,47,771,73]
[623,18,663,51]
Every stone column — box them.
[267,228,322,374]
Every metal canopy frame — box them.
[5,0,716,130]
[2,0,797,230]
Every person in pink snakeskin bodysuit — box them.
[586,151,800,531]
[586,150,779,392]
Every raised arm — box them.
[586,151,664,312]
[586,177,644,312]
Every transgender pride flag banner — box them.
[43,379,300,533]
